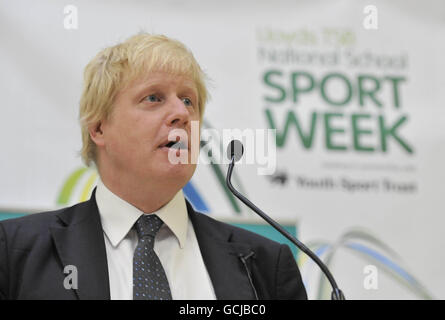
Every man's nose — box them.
[166,96,190,127]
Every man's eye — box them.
[144,94,160,102]
[182,97,193,106]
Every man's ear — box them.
[88,121,105,147]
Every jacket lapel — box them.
[186,201,257,300]
[49,191,256,300]
[50,189,110,300]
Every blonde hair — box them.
[79,33,209,166]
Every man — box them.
[0,33,307,300]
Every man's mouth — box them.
[159,140,188,150]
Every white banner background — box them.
[1,0,444,299]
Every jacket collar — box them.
[49,188,256,300]
[186,201,257,300]
[50,188,110,300]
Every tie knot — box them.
[135,214,164,239]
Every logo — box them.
[298,227,434,299]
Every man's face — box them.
[98,71,200,189]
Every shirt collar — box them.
[95,178,188,249]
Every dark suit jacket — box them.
[0,190,307,300]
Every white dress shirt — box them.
[95,178,216,300]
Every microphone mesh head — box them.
[227,140,244,162]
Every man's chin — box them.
[156,162,196,181]
[162,147,194,165]
[150,148,197,181]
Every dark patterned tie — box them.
[133,214,172,300]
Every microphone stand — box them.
[226,156,345,300]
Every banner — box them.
[1,0,444,299]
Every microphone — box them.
[226,140,345,300]
[228,139,244,162]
